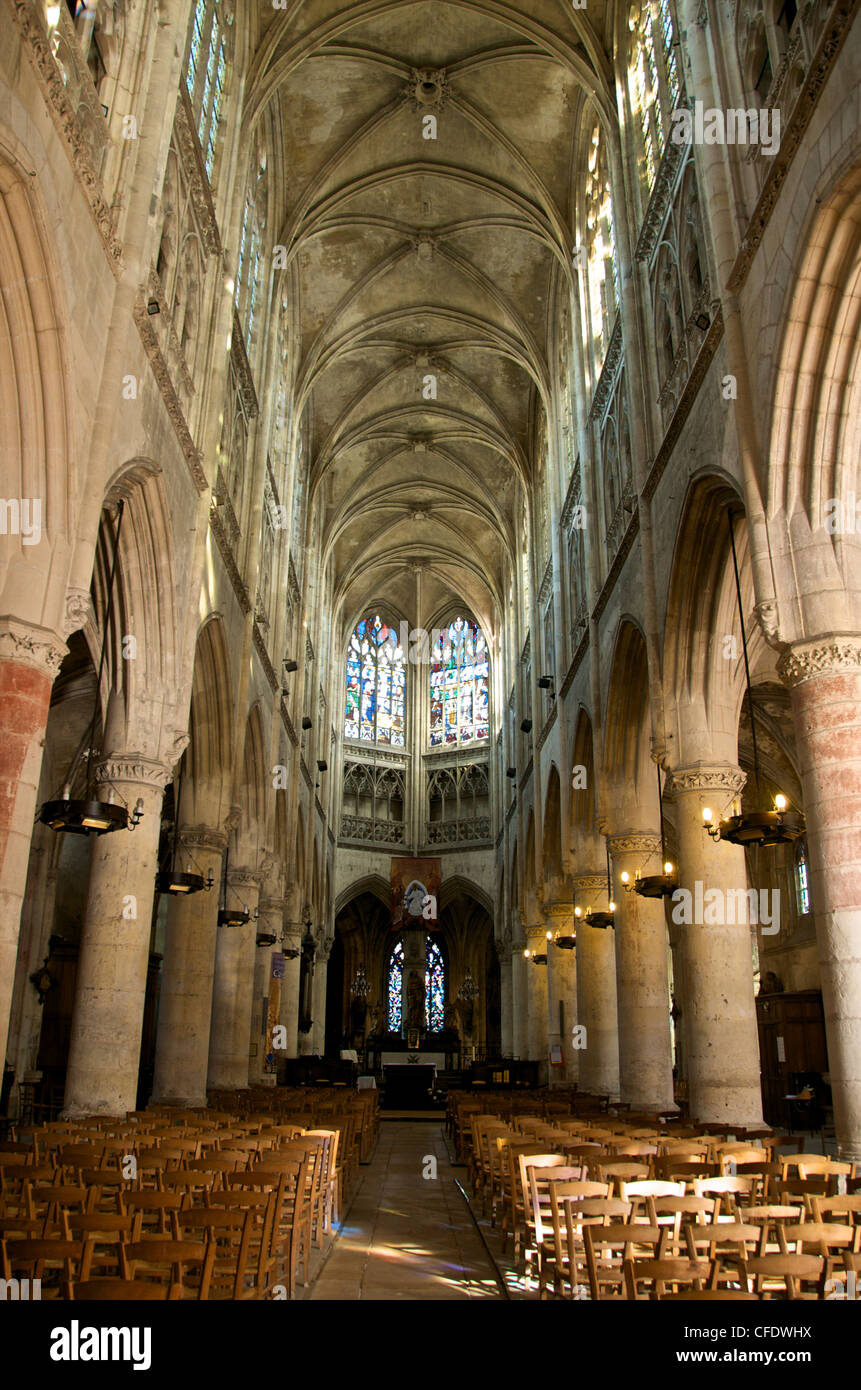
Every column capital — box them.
[664,763,747,798]
[572,874,606,891]
[524,925,549,944]
[178,826,227,855]
[777,635,861,687]
[95,757,173,790]
[257,897,286,916]
[226,867,264,890]
[0,616,66,678]
[609,833,662,856]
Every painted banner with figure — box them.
[391,857,441,929]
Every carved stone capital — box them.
[226,867,263,890]
[571,874,607,892]
[257,898,285,917]
[524,925,549,944]
[754,600,781,647]
[777,636,861,688]
[61,588,94,639]
[178,827,227,856]
[95,757,173,790]
[222,805,241,836]
[664,764,747,798]
[0,618,66,678]
[608,834,662,857]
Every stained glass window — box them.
[184,0,229,184]
[344,614,406,746]
[628,0,681,193]
[426,937,445,1032]
[429,616,489,746]
[387,940,404,1031]
[584,121,619,368]
[386,937,446,1032]
[795,841,810,916]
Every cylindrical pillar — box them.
[63,760,169,1116]
[524,926,549,1073]
[779,639,861,1159]
[0,626,64,1078]
[280,927,301,1060]
[546,903,578,1086]
[252,896,284,1085]
[575,873,620,1099]
[499,943,513,1056]
[510,941,528,1060]
[311,938,331,1055]
[151,828,225,1107]
[668,764,764,1127]
[609,834,675,1113]
[207,869,261,1089]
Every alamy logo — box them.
[671,884,779,933]
[670,102,780,156]
[0,498,41,545]
[50,1322,152,1372]
[0,1277,41,1300]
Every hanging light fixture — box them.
[280,918,311,959]
[350,964,371,999]
[156,760,213,896]
[216,844,252,928]
[458,967,480,1001]
[702,510,805,848]
[622,765,678,899]
[585,840,616,928]
[39,501,142,837]
[523,945,548,965]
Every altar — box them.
[381,1061,439,1109]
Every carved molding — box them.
[608,834,662,856]
[174,86,222,257]
[226,867,264,890]
[643,310,724,503]
[252,622,278,691]
[231,310,259,420]
[280,698,298,747]
[61,588,94,639]
[0,619,66,677]
[664,764,747,797]
[592,509,640,623]
[727,0,858,292]
[11,0,123,273]
[572,874,607,891]
[777,636,861,687]
[209,508,252,614]
[538,558,553,607]
[588,318,624,426]
[634,129,690,266]
[133,296,209,494]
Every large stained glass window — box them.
[345,614,406,746]
[628,0,682,194]
[386,937,446,1032]
[429,616,489,746]
[184,0,230,183]
[387,940,404,1031]
[426,937,445,1031]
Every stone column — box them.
[575,874,621,1100]
[499,940,513,1056]
[0,621,65,1077]
[280,926,302,1061]
[545,903,578,1086]
[524,926,549,1073]
[151,828,225,1107]
[510,939,528,1060]
[311,937,331,1055]
[779,638,861,1160]
[402,928,426,1037]
[250,897,283,1085]
[63,759,170,1117]
[207,868,262,1089]
[609,834,675,1113]
[667,764,764,1127]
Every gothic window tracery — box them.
[344,616,406,746]
[185,0,231,182]
[429,616,489,746]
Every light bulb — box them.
[546,930,552,941]
[523,949,530,959]
[775,794,787,811]
[664,861,674,875]
[702,807,713,823]
[608,900,616,913]
[46,3,60,27]
[574,906,582,918]
[621,871,630,884]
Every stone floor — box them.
[306,1121,503,1300]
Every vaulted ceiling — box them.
[248,0,616,641]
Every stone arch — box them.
[542,763,563,897]
[236,704,266,864]
[604,619,654,819]
[184,617,233,827]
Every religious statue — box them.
[405,969,424,1029]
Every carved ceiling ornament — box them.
[777,637,861,687]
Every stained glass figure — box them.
[426,937,445,1032]
[344,614,406,745]
[429,616,488,746]
[386,937,446,1033]
[388,940,404,1031]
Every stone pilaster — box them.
[251,896,285,1085]
[311,936,332,1055]
[151,827,226,1107]
[207,867,262,1089]
[778,637,861,1159]
[665,764,764,1127]
[510,932,528,1061]
[609,835,675,1112]
[280,926,302,1060]
[499,938,513,1056]
[545,902,578,1086]
[524,925,549,1071]
[63,759,171,1116]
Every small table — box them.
[382,1063,437,1110]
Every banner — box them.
[391,857,441,930]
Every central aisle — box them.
[307,1120,503,1300]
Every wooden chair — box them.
[624,1255,711,1299]
[736,1252,825,1299]
[176,1207,267,1300]
[583,1222,663,1300]
[548,1193,628,1299]
[120,1239,215,1300]
[1,1236,93,1296]
[123,1190,188,1239]
[67,1277,182,1300]
[593,1161,651,1193]
[661,1288,759,1301]
[63,1213,141,1276]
